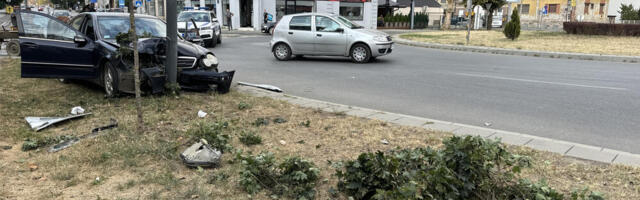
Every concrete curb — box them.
[236,85,640,167]
[393,35,640,63]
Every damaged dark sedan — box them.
[13,10,234,97]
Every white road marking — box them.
[454,73,628,91]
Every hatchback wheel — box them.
[350,44,371,63]
[273,43,291,61]
[102,63,119,98]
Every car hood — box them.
[177,21,213,29]
[103,38,210,58]
[351,29,388,37]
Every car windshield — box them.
[178,12,210,22]
[336,16,363,29]
[97,16,166,40]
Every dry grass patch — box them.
[401,30,640,57]
[0,58,639,199]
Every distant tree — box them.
[442,0,457,30]
[473,0,507,30]
[503,8,520,40]
[619,4,640,20]
[0,0,23,9]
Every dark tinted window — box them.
[289,16,311,31]
[70,16,84,30]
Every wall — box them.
[397,6,445,27]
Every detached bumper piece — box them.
[141,68,167,94]
[179,70,235,94]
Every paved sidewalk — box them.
[236,85,640,167]
[393,34,640,63]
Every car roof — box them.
[285,12,338,18]
[83,12,157,18]
[180,10,212,13]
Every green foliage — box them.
[299,120,311,127]
[571,187,605,200]
[239,131,262,146]
[253,117,270,126]
[22,135,77,151]
[187,121,232,153]
[237,102,252,110]
[334,136,567,200]
[619,4,640,20]
[236,151,320,199]
[503,8,521,40]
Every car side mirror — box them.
[336,28,344,33]
[73,35,87,44]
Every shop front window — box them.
[340,2,363,21]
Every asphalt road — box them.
[213,35,640,153]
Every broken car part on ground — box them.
[25,113,92,131]
[238,82,283,93]
[48,119,118,153]
[180,139,222,168]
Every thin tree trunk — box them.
[443,0,454,30]
[128,1,144,134]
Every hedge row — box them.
[563,22,640,36]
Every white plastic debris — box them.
[70,106,85,115]
[238,82,283,93]
[484,122,492,127]
[381,139,390,145]
[279,140,287,145]
[25,113,92,131]
[197,110,207,118]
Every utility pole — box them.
[166,0,177,85]
[466,0,471,45]
[410,0,414,29]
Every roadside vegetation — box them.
[1,58,639,199]
[400,31,640,57]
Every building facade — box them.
[211,0,380,30]
[510,0,610,30]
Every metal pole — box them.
[410,0,414,29]
[466,0,471,45]
[166,0,177,84]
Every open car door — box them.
[15,10,96,79]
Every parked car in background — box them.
[52,10,72,23]
[177,10,221,47]
[270,13,393,63]
[14,11,234,96]
[261,21,276,35]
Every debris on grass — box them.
[49,119,118,153]
[197,110,207,118]
[273,117,287,124]
[24,113,92,131]
[70,106,85,115]
[238,82,283,93]
[180,139,222,168]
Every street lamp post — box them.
[166,0,177,84]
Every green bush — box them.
[503,8,521,40]
[239,131,262,146]
[238,102,252,110]
[237,151,320,199]
[333,135,604,200]
[619,4,640,20]
[187,121,232,153]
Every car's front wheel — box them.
[273,43,291,61]
[350,44,371,63]
[102,63,119,98]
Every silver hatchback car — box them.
[270,13,393,63]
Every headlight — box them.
[202,54,218,67]
[374,36,389,42]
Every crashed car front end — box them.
[110,37,235,94]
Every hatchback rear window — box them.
[289,16,311,31]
